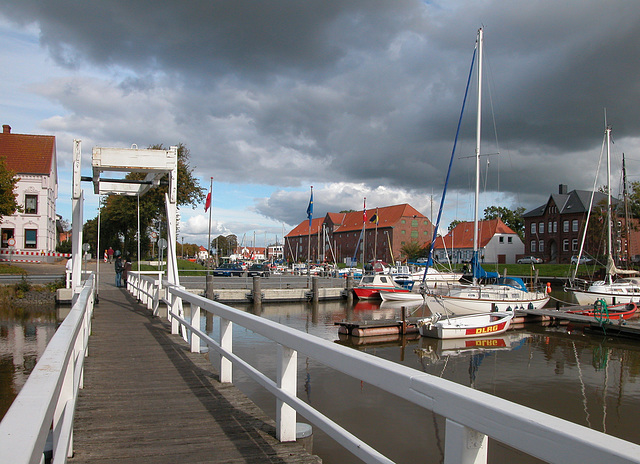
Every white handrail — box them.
[0,274,95,464]
[166,284,640,464]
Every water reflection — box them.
[0,303,58,419]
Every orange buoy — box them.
[546,282,552,294]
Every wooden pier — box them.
[69,279,320,463]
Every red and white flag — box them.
[363,197,367,222]
[204,191,211,212]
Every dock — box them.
[69,277,320,463]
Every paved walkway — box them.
[69,269,321,463]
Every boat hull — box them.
[379,290,424,302]
[424,286,549,316]
[418,312,513,339]
[353,287,409,300]
[568,285,640,306]
[567,302,637,320]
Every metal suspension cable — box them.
[423,45,477,283]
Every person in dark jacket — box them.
[114,250,123,287]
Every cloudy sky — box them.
[2,0,640,247]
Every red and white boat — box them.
[353,274,411,300]
[567,301,637,320]
[417,311,513,340]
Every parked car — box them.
[517,256,543,264]
[247,263,270,277]
[571,255,593,265]
[212,263,244,277]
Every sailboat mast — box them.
[606,124,613,284]
[623,153,632,265]
[473,27,483,285]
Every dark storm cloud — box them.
[3,0,640,225]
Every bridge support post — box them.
[276,345,297,442]
[444,419,487,464]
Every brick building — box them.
[284,203,433,265]
[522,184,615,264]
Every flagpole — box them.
[206,177,213,273]
[307,186,313,282]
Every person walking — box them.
[114,250,123,287]
[108,247,114,263]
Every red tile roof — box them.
[434,219,515,249]
[286,203,429,237]
[0,127,55,175]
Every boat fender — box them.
[546,282,552,294]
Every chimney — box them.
[559,184,567,194]
[2,125,10,134]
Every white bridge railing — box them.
[0,274,95,464]
[131,274,640,464]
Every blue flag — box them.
[306,189,313,227]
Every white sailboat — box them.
[422,27,549,316]
[566,124,640,305]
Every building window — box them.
[553,221,557,233]
[531,240,536,252]
[539,240,544,252]
[572,239,578,251]
[539,222,544,234]
[572,220,579,232]
[548,221,552,233]
[25,195,37,214]
[563,239,569,251]
[508,237,512,243]
[411,220,418,227]
[411,230,418,238]
[499,236,504,243]
[1,228,14,249]
[25,229,37,249]
[531,223,537,234]
[401,219,406,224]
[401,230,406,234]
[423,220,429,226]
[563,221,569,232]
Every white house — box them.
[197,245,209,262]
[0,124,57,261]
[433,218,524,265]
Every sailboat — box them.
[422,27,549,316]
[566,124,640,305]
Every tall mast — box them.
[606,123,613,284]
[473,27,483,285]
[623,153,632,266]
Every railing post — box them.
[444,419,487,464]
[171,290,179,334]
[190,304,201,353]
[276,345,297,442]
[219,318,232,383]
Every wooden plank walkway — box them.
[69,273,321,463]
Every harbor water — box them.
[220,294,640,463]
[3,291,640,463]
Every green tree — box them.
[0,159,21,219]
[627,181,640,219]
[400,241,424,262]
[84,144,205,259]
[483,206,526,238]
[448,219,463,231]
